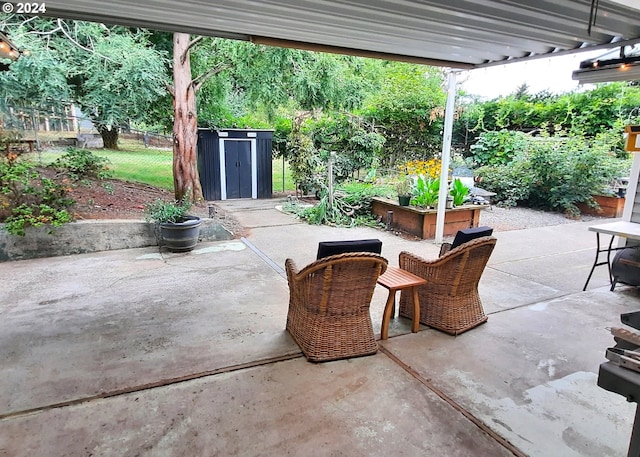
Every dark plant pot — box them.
[398,195,411,206]
[159,216,202,252]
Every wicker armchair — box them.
[439,226,493,257]
[285,252,388,362]
[399,236,496,335]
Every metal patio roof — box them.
[44,0,640,69]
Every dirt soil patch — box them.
[66,176,247,237]
[70,178,176,220]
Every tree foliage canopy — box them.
[190,39,382,127]
[0,15,168,148]
[63,24,168,135]
[456,82,640,151]
[361,63,446,167]
[2,13,640,209]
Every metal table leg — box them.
[584,232,616,291]
[628,404,640,457]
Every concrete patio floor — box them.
[1,198,639,456]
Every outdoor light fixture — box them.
[0,30,25,69]
[572,57,640,84]
[572,60,640,84]
[572,44,640,84]
[572,43,640,84]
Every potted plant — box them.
[144,198,202,252]
[395,177,412,206]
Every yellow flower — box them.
[399,159,443,179]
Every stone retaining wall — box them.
[0,219,233,261]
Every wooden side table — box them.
[377,266,427,340]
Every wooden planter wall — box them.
[371,197,485,239]
[576,195,625,218]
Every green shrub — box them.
[469,129,529,166]
[526,137,629,216]
[52,147,113,180]
[475,154,532,207]
[287,129,324,195]
[475,135,631,214]
[0,156,75,236]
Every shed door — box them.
[224,140,252,199]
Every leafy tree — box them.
[60,22,168,149]
[169,33,230,202]
[0,17,70,129]
[171,38,384,201]
[362,62,446,168]
[455,81,640,143]
[302,113,384,181]
[0,15,168,149]
[565,83,631,136]
[192,39,381,126]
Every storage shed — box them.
[197,129,273,200]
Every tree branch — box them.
[25,25,62,36]
[179,36,204,65]
[193,63,229,92]
[1,13,37,29]
[56,18,116,63]
[188,36,204,50]
[166,83,175,97]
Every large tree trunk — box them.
[98,126,119,150]
[172,32,203,203]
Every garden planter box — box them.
[371,197,485,239]
[577,195,625,218]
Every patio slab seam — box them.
[241,236,287,277]
[378,343,528,457]
[0,352,303,422]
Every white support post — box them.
[622,151,640,223]
[434,71,458,244]
[328,151,335,209]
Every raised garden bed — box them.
[371,197,486,239]
[576,195,625,218]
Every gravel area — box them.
[478,205,608,232]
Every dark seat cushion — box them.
[317,239,382,260]
[450,226,494,250]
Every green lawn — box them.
[33,141,174,190]
[102,146,174,190]
[272,156,295,193]
[35,140,296,193]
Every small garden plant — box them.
[450,178,470,206]
[144,198,193,224]
[411,176,440,208]
[394,176,412,197]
